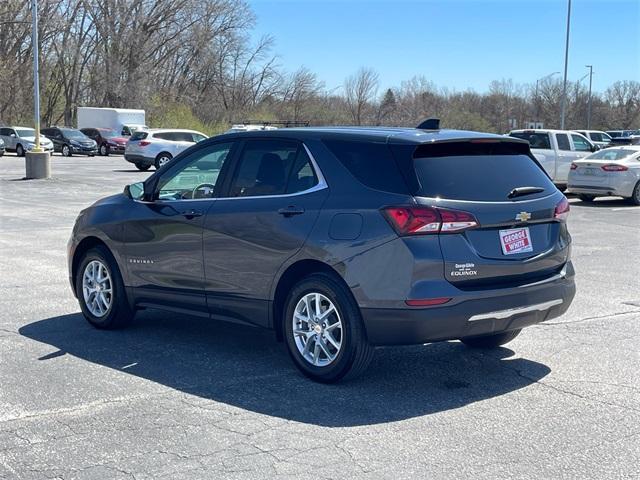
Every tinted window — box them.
[286,147,318,194]
[192,133,207,143]
[158,142,233,200]
[0,128,11,136]
[229,140,299,197]
[175,132,196,142]
[153,132,173,141]
[412,142,555,201]
[571,134,592,152]
[130,131,148,141]
[323,139,408,193]
[509,132,551,149]
[556,133,571,151]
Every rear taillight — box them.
[601,164,628,172]
[570,163,578,170]
[139,140,151,147]
[405,297,452,307]
[382,206,478,235]
[554,197,570,221]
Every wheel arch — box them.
[71,236,111,285]
[155,151,173,160]
[271,259,348,342]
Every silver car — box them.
[568,146,640,204]
[124,128,207,170]
[0,126,54,156]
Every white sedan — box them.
[568,146,640,204]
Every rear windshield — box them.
[412,142,555,201]
[509,132,551,149]
[587,149,638,161]
[130,131,148,141]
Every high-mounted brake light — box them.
[570,163,578,170]
[601,164,628,172]
[554,197,570,221]
[469,138,500,143]
[382,206,478,236]
[139,140,151,147]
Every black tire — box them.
[283,273,374,383]
[135,163,151,171]
[155,153,172,170]
[62,144,72,157]
[99,144,109,156]
[16,144,24,157]
[460,329,521,349]
[578,194,596,202]
[75,245,134,329]
[628,181,640,206]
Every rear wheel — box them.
[155,153,172,169]
[629,182,640,206]
[578,194,596,202]
[283,273,374,383]
[75,246,134,329]
[16,144,24,157]
[135,163,150,171]
[460,329,521,349]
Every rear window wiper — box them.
[507,186,545,199]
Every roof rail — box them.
[417,118,440,130]
[238,120,310,128]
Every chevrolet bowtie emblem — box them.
[515,211,532,222]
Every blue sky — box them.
[248,0,640,94]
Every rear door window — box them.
[556,133,571,151]
[323,139,408,193]
[411,142,555,201]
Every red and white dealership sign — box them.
[499,227,533,255]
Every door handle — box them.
[181,209,203,219]
[278,206,305,217]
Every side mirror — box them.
[10,133,16,137]
[124,182,146,201]
[592,144,599,152]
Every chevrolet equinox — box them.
[68,125,576,382]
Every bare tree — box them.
[344,67,379,125]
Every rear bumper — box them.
[568,183,634,198]
[361,263,576,346]
[125,153,154,166]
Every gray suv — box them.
[68,126,576,382]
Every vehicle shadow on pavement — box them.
[572,198,632,208]
[20,310,550,427]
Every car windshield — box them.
[99,129,119,138]
[15,128,35,137]
[61,129,87,140]
[587,149,637,161]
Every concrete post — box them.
[25,151,51,179]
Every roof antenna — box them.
[417,118,440,130]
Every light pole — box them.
[25,0,50,179]
[535,71,560,122]
[586,65,593,129]
[560,0,572,129]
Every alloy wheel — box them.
[292,292,343,367]
[82,260,113,317]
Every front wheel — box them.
[283,273,374,383]
[628,182,640,206]
[460,329,521,349]
[16,144,24,157]
[99,144,109,156]
[155,153,172,169]
[62,145,72,157]
[75,246,134,329]
[578,194,596,202]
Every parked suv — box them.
[68,127,576,382]
[573,130,612,149]
[0,126,54,156]
[80,128,128,156]
[124,128,208,170]
[41,127,97,156]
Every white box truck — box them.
[77,107,147,136]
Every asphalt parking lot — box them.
[0,152,639,479]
